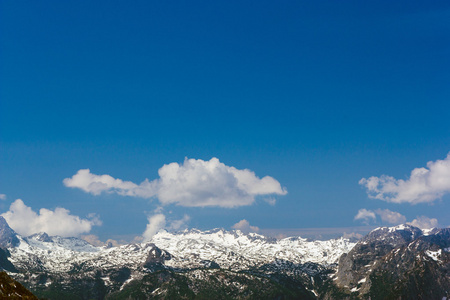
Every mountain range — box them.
[0,216,448,299]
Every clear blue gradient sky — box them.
[1,1,449,241]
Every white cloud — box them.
[354,209,376,224]
[81,234,122,247]
[63,169,157,197]
[0,194,6,200]
[167,214,190,231]
[142,214,166,242]
[80,234,105,247]
[156,158,287,207]
[141,213,191,241]
[232,219,260,233]
[375,209,406,225]
[1,199,101,237]
[263,197,277,206]
[407,216,439,229]
[360,153,450,204]
[355,208,407,225]
[64,158,287,208]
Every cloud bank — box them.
[64,158,287,208]
[359,153,450,204]
[2,199,101,237]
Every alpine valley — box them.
[0,216,448,299]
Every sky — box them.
[1,0,450,243]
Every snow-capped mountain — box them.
[5,224,355,275]
[9,233,158,274]
[150,228,354,271]
[1,216,448,299]
[0,216,355,298]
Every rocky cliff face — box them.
[0,216,20,248]
[365,228,450,299]
[334,224,422,289]
[328,225,450,300]
[143,244,172,272]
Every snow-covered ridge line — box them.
[9,234,157,273]
[149,228,355,269]
[4,222,441,277]
[370,224,438,234]
[5,226,356,274]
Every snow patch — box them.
[425,249,442,262]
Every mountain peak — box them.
[0,217,19,248]
[364,224,423,246]
[27,232,52,243]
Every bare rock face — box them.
[364,228,450,299]
[0,217,19,248]
[143,245,172,271]
[331,225,450,300]
[0,247,17,273]
[335,225,423,290]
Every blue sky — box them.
[1,1,450,242]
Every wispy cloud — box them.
[0,194,6,200]
[375,208,406,224]
[342,232,363,240]
[64,157,287,208]
[167,214,190,231]
[263,197,277,206]
[359,153,450,204]
[232,219,260,233]
[2,199,101,237]
[80,234,105,247]
[80,234,123,247]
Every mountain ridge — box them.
[0,216,448,299]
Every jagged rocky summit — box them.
[327,224,450,299]
[0,216,20,248]
[0,216,448,299]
